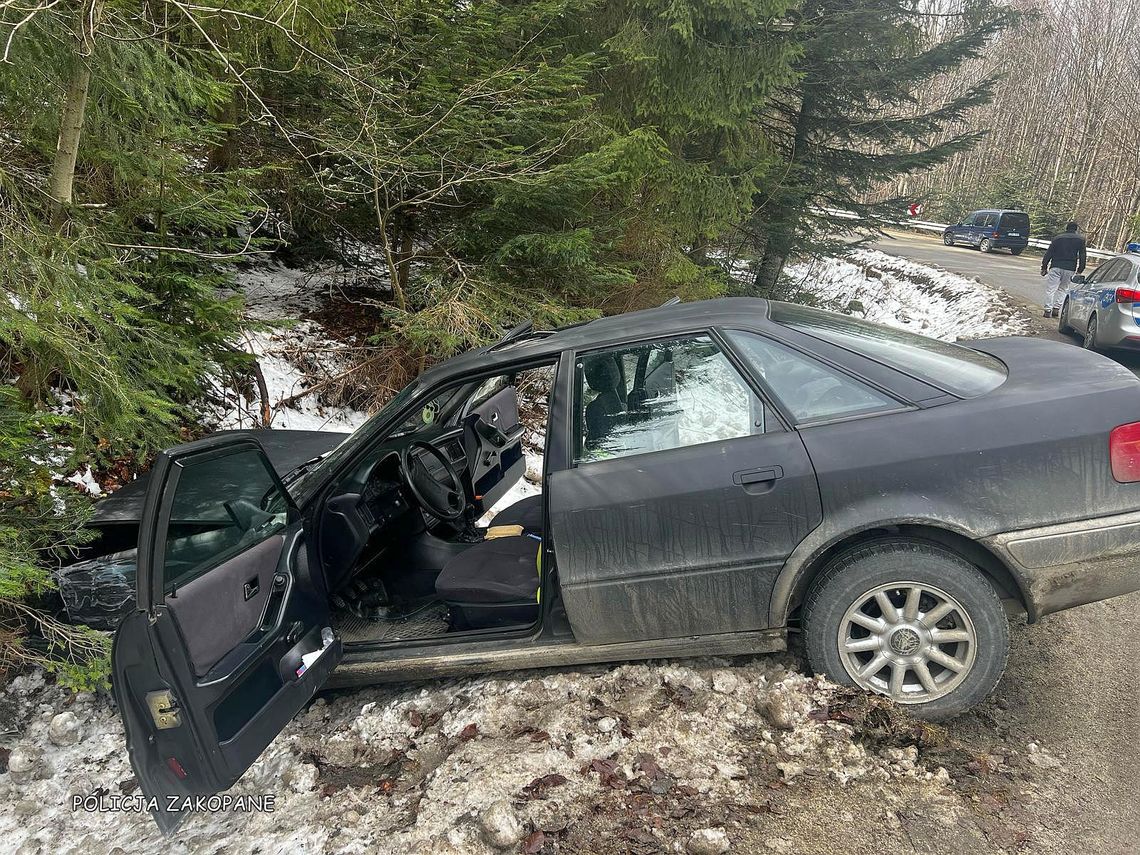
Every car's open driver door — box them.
[110,435,342,832]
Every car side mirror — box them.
[1072,274,1086,285]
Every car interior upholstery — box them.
[316,368,553,642]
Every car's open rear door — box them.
[110,435,342,833]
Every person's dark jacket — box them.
[1042,231,1087,274]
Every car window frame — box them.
[566,328,787,469]
[150,440,298,601]
[717,327,913,429]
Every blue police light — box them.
[1128,242,1140,254]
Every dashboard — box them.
[319,430,471,590]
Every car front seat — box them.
[584,356,624,446]
[490,494,544,533]
[434,536,541,628]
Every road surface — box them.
[873,229,1140,376]
[874,227,1140,854]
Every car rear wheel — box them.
[1010,247,1023,256]
[1058,298,1073,335]
[802,539,1009,720]
[980,237,993,253]
[943,233,954,246]
[1084,314,1098,350]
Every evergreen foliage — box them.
[739,0,1016,295]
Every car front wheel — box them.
[943,232,954,246]
[803,539,1009,720]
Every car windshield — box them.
[769,303,1007,397]
[284,380,423,499]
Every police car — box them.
[1058,243,1140,350]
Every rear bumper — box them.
[983,509,1140,620]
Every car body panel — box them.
[1066,254,1140,349]
[548,430,822,645]
[111,436,342,833]
[983,508,1140,617]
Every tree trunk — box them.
[49,1,102,224]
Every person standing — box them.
[1040,222,1087,318]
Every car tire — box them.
[943,233,954,246]
[1084,313,1098,350]
[1010,247,1023,256]
[1058,298,1073,335]
[802,539,1009,721]
[980,237,993,253]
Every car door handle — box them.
[733,466,784,486]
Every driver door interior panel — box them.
[465,384,526,510]
[166,533,285,677]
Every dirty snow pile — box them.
[0,657,1051,854]
[781,249,1030,341]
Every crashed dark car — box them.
[106,297,1140,831]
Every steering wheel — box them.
[399,440,467,521]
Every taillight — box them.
[1116,288,1140,303]
[1109,422,1140,482]
[992,231,1000,237]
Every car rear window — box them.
[1000,212,1029,232]
[768,303,1007,397]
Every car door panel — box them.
[550,427,822,645]
[111,436,341,833]
[166,533,285,677]
[464,384,526,510]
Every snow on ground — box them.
[0,658,1045,854]
[778,248,1030,340]
[210,326,370,433]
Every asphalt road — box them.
[873,228,1140,853]
[872,229,1140,377]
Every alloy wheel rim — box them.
[837,581,977,704]
[1085,317,1096,348]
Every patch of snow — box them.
[64,466,103,497]
[778,249,1030,340]
[0,660,989,853]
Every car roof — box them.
[419,297,774,383]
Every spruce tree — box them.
[741,0,1016,295]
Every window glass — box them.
[961,212,978,226]
[1104,259,1130,282]
[725,331,899,424]
[574,335,765,465]
[999,212,1029,233]
[978,212,996,228]
[163,447,289,592]
[767,303,1007,398]
[390,386,464,438]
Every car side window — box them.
[724,331,901,424]
[961,212,977,226]
[162,447,289,593]
[1089,260,1122,284]
[1107,259,1131,282]
[573,335,767,465]
[978,212,995,228]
